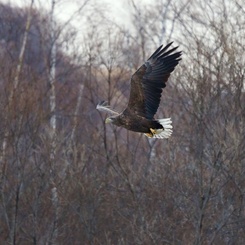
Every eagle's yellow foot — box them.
[145,132,153,138]
[145,128,163,138]
[144,128,157,138]
[150,128,157,135]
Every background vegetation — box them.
[0,0,244,244]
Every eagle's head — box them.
[105,116,121,126]
[105,117,113,124]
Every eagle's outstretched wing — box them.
[125,42,181,119]
[96,101,120,115]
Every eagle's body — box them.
[108,111,163,134]
[97,42,181,139]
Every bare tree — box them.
[0,2,34,244]
[0,0,244,244]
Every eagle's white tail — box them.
[145,118,173,139]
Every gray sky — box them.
[0,0,146,26]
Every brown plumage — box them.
[97,42,181,139]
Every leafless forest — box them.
[0,0,245,244]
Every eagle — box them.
[96,42,181,139]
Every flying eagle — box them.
[96,42,181,139]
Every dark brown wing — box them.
[125,42,181,119]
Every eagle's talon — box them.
[150,128,157,135]
[145,132,153,138]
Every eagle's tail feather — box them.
[144,118,173,139]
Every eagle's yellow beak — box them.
[105,118,112,124]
